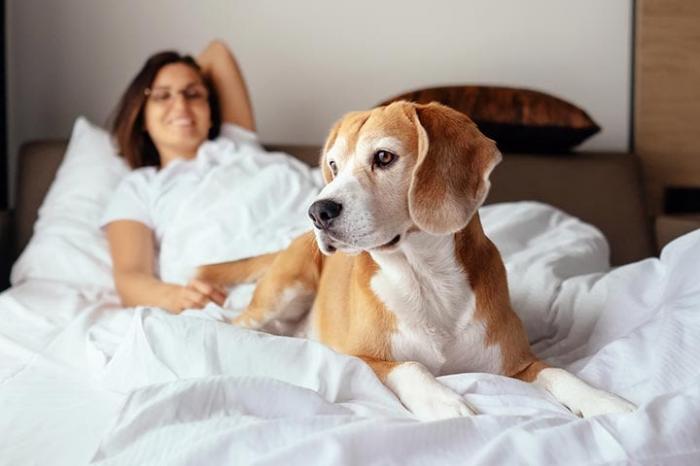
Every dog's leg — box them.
[361,357,475,421]
[197,252,280,286]
[515,360,635,417]
[233,271,316,335]
[231,233,322,335]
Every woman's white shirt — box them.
[100,122,321,286]
[100,123,260,246]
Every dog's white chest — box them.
[370,235,503,375]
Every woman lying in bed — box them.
[102,40,255,313]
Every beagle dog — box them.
[199,101,635,421]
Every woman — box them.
[102,40,255,313]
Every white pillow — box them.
[11,117,130,288]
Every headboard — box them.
[12,141,654,266]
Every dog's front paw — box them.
[405,387,476,421]
[388,362,476,421]
[535,368,636,418]
[575,390,636,418]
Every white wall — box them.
[6,0,632,203]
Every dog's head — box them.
[309,101,501,255]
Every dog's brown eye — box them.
[373,150,396,169]
[329,160,338,176]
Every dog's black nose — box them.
[308,199,343,230]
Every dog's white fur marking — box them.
[366,136,404,155]
[270,283,314,332]
[371,232,503,376]
[386,361,475,420]
[534,368,636,417]
[317,135,415,255]
[317,147,377,252]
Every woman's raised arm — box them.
[197,40,256,132]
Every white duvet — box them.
[2,144,700,465]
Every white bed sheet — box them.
[2,205,700,465]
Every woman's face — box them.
[144,63,212,165]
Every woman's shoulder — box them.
[219,122,258,142]
[195,122,263,164]
[217,122,261,149]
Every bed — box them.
[1,117,699,465]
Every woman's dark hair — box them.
[111,51,221,168]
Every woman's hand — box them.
[106,221,229,314]
[169,278,228,313]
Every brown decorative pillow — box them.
[379,86,600,153]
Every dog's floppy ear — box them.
[409,102,502,235]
